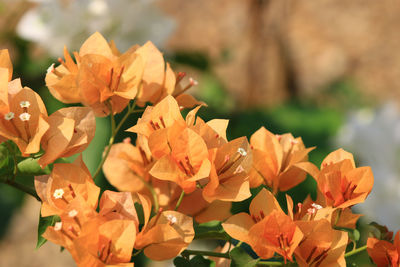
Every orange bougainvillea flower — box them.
[35,156,100,217]
[0,49,12,82]
[249,127,314,194]
[134,194,195,261]
[202,137,252,202]
[46,32,144,116]
[134,41,203,108]
[45,46,80,104]
[72,218,136,267]
[98,190,140,225]
[294,219,348,267]
[291,193,362,229]
[190,116,228,150]
[38,107,95,167]
[149,122,211,194]
[299,149,374,209]
[367,231,400,267]
[43,190,139,267]
[172,187,232,223]
[102,139,151,193]
[127,95,185,138]
[223,188,303,262]
[45,210,136,267]
[0,70,49,156]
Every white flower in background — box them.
[16,0,175,56]
[335,102,400,230]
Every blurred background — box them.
[1,0,400,266]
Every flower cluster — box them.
[0,49,94,166]
[0,32,393,267]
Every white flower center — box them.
[233,165,245,174]
[166,214,177,224]
[307,207,316,214]
[237,147,247,156]
[4,112,14,121]
[53,188,64,199]
[189,77,198,86]
[19,101,30,108]
[47,63,55,74]
[54,222,62,231]
[19,112,31,121]
[68,209,78,217]
[311,203,322,210]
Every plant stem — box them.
[136,175,159,212]
[132,249,142,257]
[181,249,230,259]
[3,177,41,201]
[174,190,185,211]
[334,208,342,226]
[92,101,136,180]
[344,245,367,258]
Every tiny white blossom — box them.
[189,77,198,86]
[311,203,323,210]
[19,112,31,121]
[68,209,78,217]
[20,101,31,108]
[291,139,299,145]
[166,214,177,224]
[234,165,245,174]
[307,207,316,214]
[4,112,14,121]
[53,188,64,199]
[237,147,247,156]
[46,63,55,74]
[54,222,62,231]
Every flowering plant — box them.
[0,32,396,267]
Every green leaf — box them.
[190,255,215,267]
[173,256,215,267]
[0,142,10,171]
[37,212,59,249]
[17,158,50,176]
[230,247,258,267]
[194,220,231,241]
[174,256,191,267]
[335,227,360,242]
[368,222,393,240]
[134,202,145,227]
[0,141,18,177]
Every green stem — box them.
[174,191,185,211]
[132,249,142,257]
[92,101,136,180]
[344,245,367,258]
[3,177,41,201]
[131,108,145,113]
[136,175,159,212]
[334,208,342,226]
[181,249,230,259]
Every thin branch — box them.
[92,100,137,180]
[3,178,41,201]
[174,191,185,211]
[344,245,367,258]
